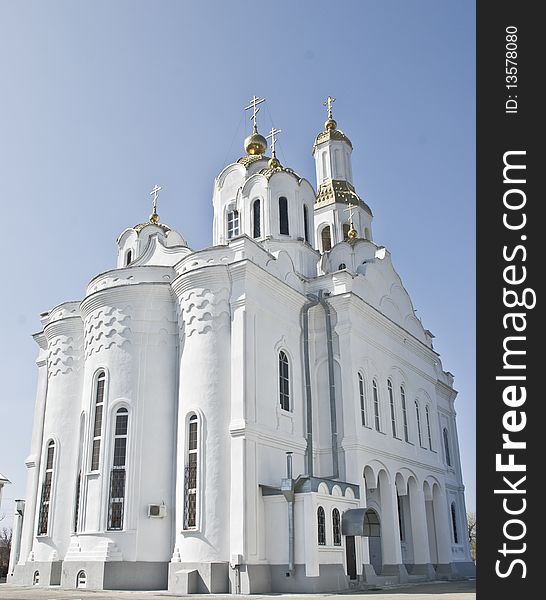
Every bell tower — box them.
[312,97,374,252]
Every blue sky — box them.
[0,0,475,526]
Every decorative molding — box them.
[179,287,231,337]
[84,306,132,358]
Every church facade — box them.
[8,98,474,593]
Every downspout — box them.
[280,452,295,575]
[318,290,339,479]
[301,295,319,476]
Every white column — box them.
[18,340,48,565]
[408,486,431,564]
[8,502,24,575]
[379,474,403,567]
[432,486,453,566]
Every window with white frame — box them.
[387,379,397,437]
[227,209,239,239]
[372,380,380,431]
[425,406,433,449]
[184,414,199,529]
[37,440,55,535]
[90,371,106,471]
[252,200,261,238]
[415,401,423,447]
[358,372,366,426]
[401,386,409,442]
[332,508,342,546]
[278,350,290,411]
[443,427,452,466]
[317,506,326,545]
[107,407,128,530]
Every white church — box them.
[8,97,474,593]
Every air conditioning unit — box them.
[148,504,167,518]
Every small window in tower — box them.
[125,250,132,266]
[252,200,261,238]
[343,222,351,241]
[358,372,366,426]
[321,226,332,252]
[279,197,289,235]
[37,440,55,535]
[303,205,310,243]
[338,263,346,270]
[227,209,239,239]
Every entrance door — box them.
[369,535,382,575]
[345,535,357,580]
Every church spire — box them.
[266,127,282,169]
[243,95,268,155]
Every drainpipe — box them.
[301,295,319,476]
[280,452,295,576]
[318,290,339,479]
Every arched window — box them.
[278,351,290,411]
[107,407,128,530]
[76,570,87,589]
[397,494,405,541]
[279,196,289,235]
[33,571,40,586]
[387,379,397,437]
[415,401,423,447]
[343,222,350,241]
[451,502,459,543]
[37,440,55,535]
[372,380,380,431]
[227,209,239,239]
[90,371,106,471]
[252,200,261,238]
[321,225,332,252]
[303,205,310,243]
[125,250,132,266]
[443,427,452,466]
[425,406,433,449]
[332,508,341,546]
[338,263,346,270]
[317,506,326,545]
[184,414,199,529]
[401,386,409,442]
[358,373,366,426]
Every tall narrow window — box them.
[425,406,433,449]
[227,209,239,239]
[321,226,332,252]
[332,508,341,545]
[343,222,351,241]
[358,373,366,426]
[73,471,81,532]
[125,250,132,266]
[37,440,55,535]
[372,380,380,431]
[401,387,409,442]
[397,495,405,541]
[317,506,326,545]
[388,379,397,437]
[107,407,128,530]
[90,371,105,471]
[252,200,261,238]
[279,351,290,411]
[443,427,452,466]
[303,205,310,243]
[279,196,289,235]
[451,502,459,543]
[415,401,423,447]
[184,415,198,529]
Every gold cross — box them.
[266,127,282,158]
[149,184,162,224]
[344,201,358,239]
[324,95,336,119]
[244,95,266,132]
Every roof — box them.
[0,472,10,484]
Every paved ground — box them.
[0,580,475,600]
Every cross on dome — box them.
[149,184,162,224]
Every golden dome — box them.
[268,156,280,169]
[325,117,337,130]
[244,131,268,155]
